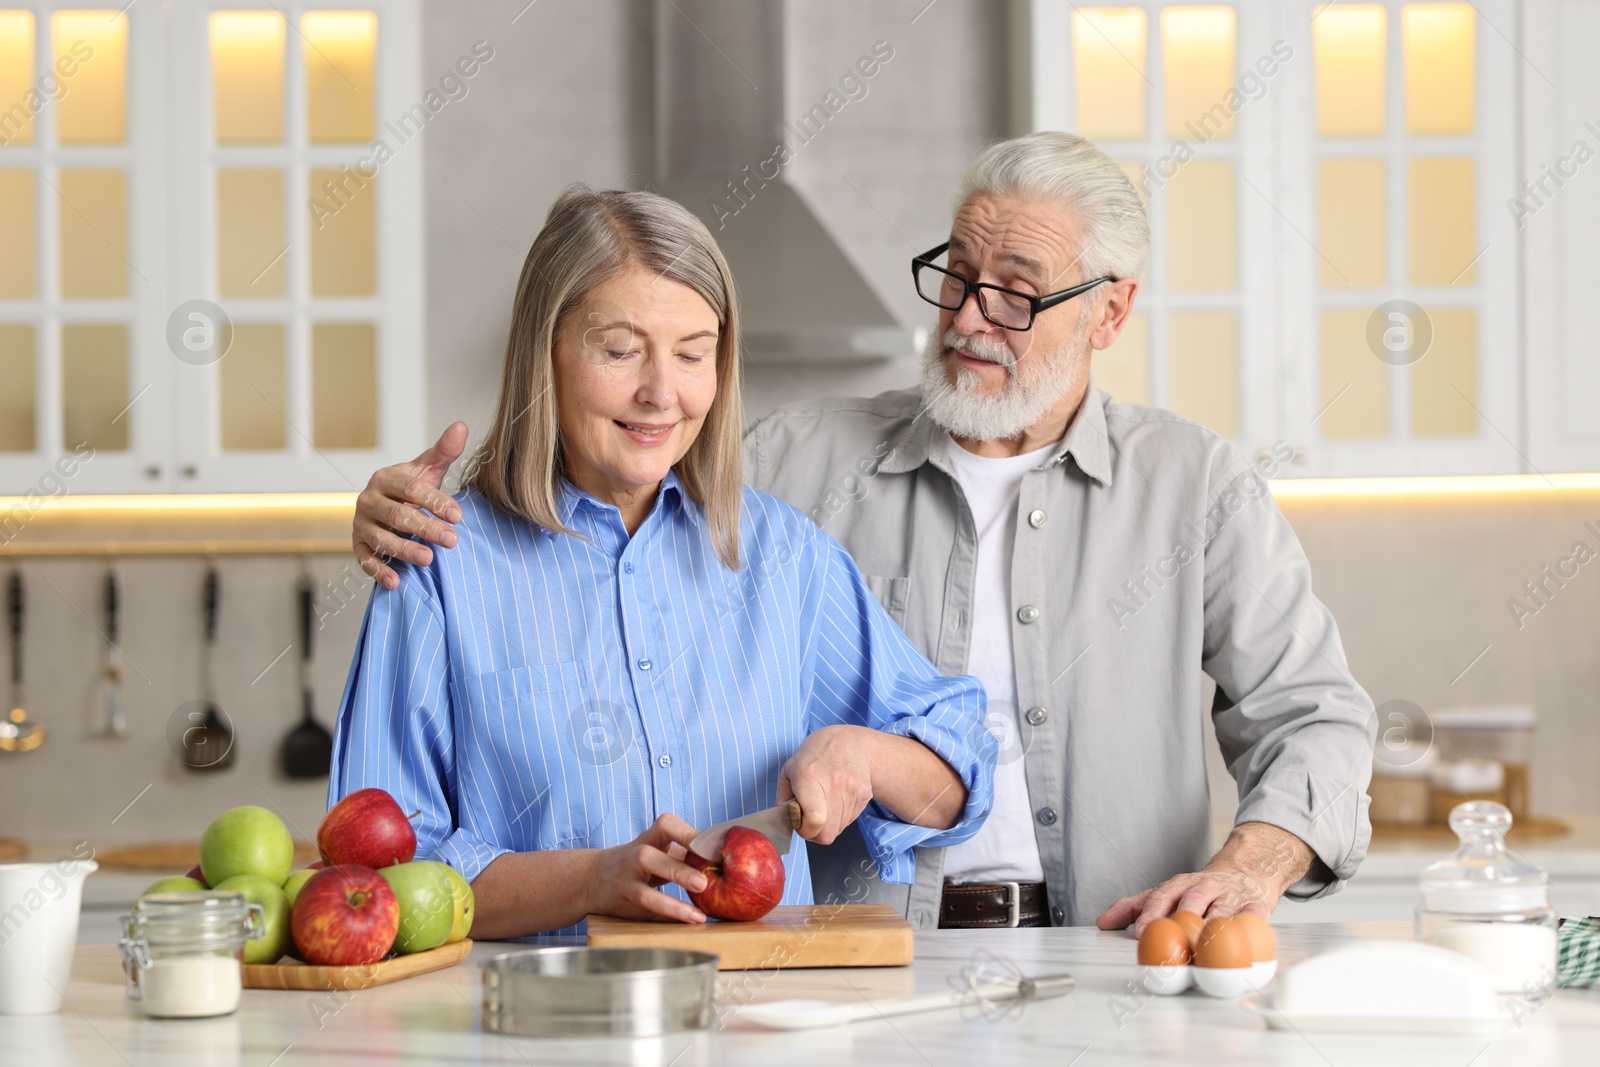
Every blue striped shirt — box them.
[329,471,993,932]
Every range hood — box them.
[653,0,921,365]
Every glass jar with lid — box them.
[1416,801,1558,996]
[118,891,263,1018]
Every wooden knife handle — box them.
[784,798,803,830]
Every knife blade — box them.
[689,799,803,860]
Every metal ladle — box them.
[0,570,44,753]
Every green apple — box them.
[436,863,474,943]
[200,806,294,887]
[282,868,317,907]
[413,861,474,943]
[212,874,291,965]
[378,862,453,955]
[139,876,206,898]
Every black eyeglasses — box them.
[911,242,1115,331]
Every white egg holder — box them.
[1136,959,1277,999]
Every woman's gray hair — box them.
[959,131,1149,281]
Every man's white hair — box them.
[958,131,1149,282]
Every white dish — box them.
[1268,941,1499,1021]
[1137,964,1191,995]
[1241,996,1506,1036]
[1249,959,1277,985]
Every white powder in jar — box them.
[139,955,243,1018]
[1427,922,1558,994]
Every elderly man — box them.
[350,131,1375,932]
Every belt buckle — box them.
[1000,881,1021,928]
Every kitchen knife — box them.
[689,799,802,860]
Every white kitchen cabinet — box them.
[0,0,422,496]
[1523,0,1600,473]
[1015,0,1524,478]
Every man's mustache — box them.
[941,329,1015,368]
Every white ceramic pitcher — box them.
[0,857,97,1014]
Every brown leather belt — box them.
[939,881,1049,929]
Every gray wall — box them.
[5,2,1596,854]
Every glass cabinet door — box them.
[0,0,419,498]
[0,7,171,496]
[1278,0,1519,476]
[1042,2,1279,455]
[1021,0,1521,477]
[169,1,420,493]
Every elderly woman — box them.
[330,187,993,938]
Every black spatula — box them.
[281,574,333,779]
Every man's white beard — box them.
[918,316,1090,442]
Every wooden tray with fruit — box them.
[243,938,473,990]
[137,790,475,989]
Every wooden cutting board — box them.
[242,939,472,990]
[586,904,913,970]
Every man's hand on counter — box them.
[354,422,469,589]
[1094,821,1316,937]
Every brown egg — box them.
[1137,917,1191,966]
[1193,917,1252,969]
[1170,911,1205,952]
[1230,912,1276,963]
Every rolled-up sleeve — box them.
[1199,454,1377,898]
[798,533,996,885]
[328,571,511,883]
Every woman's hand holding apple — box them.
[583,813,710,924]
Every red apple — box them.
[184,865,209,889]
[318,788,417,869]
[686,826,784,921]
[290,865,399,966]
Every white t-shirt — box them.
[938,432,1055,885]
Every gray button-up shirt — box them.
[745,385,1376,927]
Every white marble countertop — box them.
[6,922,1599,1066]
[37,816,1600,910]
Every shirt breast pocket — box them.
[861,573,912,629]
[453,661,604,850]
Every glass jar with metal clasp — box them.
[118,891,263,1018]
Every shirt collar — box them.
[555,467,696,528]
[880,383,1114,487]
[1047,383,1114,486]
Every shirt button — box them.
[637,658,652,671]
[1026,706,1048,726]
[1037,806,1057,826]
[1051,906,1064,925]
[1017,605,1040,624]
[624,562,634,574]
[658,754,672,768]
[1028,509,1046,528]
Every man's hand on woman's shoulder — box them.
[355,422,470,589]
